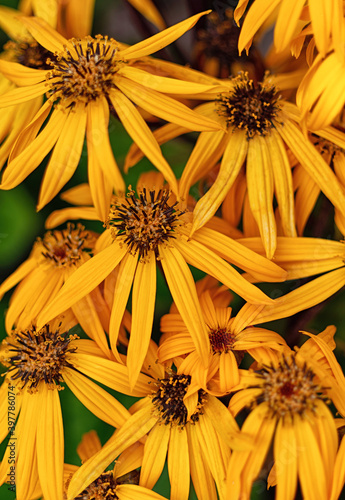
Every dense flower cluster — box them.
[1,1,345,500]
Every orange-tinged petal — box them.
[219,351,240,393]
[116,484,169,499]
[190,131,247,233]
[63,367,131,428]
[36,384,64,500]
[36,243,127,328]
[140,423,169,489]
[87,139,113,221]
[120,11,211,59]
[45,207,98,228]
[115,75,223,132]
[109,89,178,193]
[159,244,210,364]
[168,425,190,500]
[77,430,101,462]
[128,254,156,388]
[274,0,305,52]
[126,0,166,30]
[67,404,156,499]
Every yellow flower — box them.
[34,175,286,388]
[226,327,345,500]
[159,277,287,394]
[0,323,137,500]
[0,224,115,357]
[62,429,168,500]
[186,73,345,258]
[66,352,249,500]
[0,13,225,219]
[234,0,344,58]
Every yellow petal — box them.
[109,89,178,193]
[120,11,211,59]
[273,416,298,500]
[45,207,99,229]
[20,16,70,53]
[36,384,64,500]
[36,243,127,328]
[247,135,276,259]
[115,75,223,132]
[1,106,67,189]
[274,0,305,52]
[63,367,131,428]
[128,254,157,388]
[37,104,87,209]
[168,426,190,500]
[67,404,156,499]
[159,244,210,364]
[0,59,47,86]
[0,80,48,108]
[140,423,169,488]
[126,0,166,30]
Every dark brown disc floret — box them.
[106,188,185,259]
[2,325,77,392]
[151,373,207,427]
[216,73,281,138]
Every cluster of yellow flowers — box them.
[1,0,345,499]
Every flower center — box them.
[216,73,281,138]
[40,224,94,267]
[209,327,244,363]
[4,39,52,69]
[2,325,77,392]
[151,374,207,427]
[257,354,326,417]
[74,472,118,500]
[106,188,184,258]
[47,36,124,105]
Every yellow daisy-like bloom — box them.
[159,279,287,394]
[0,12,224,219]
[0,223,115,358]
[63,430,167,500]
[226,327,345,500]
[66,351,249,500]
[234,0,344,58]
[35,179,286,387]
[185,72,345,258]
[0,323,137,500]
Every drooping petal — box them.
[191,131,247,235]
[36,384,64,500]
[0,81,48,108]
[273,415,298,500]
[0,59,47,86]
[20,16,71,53]
[36,243,127,328]
[37,104,87,209]
[159,244,210,365]
[1,106,68,189]
[128,254,157,388]
[139,423,169,489]
[168,426,190,500]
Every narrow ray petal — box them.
[140,423,169,489]
[20,16,70,53]
[168,426,190,500]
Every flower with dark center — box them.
[2,324,77,391]
[4,39,53,69]
[151,373,207,426]
[0,12,224,216]
[106,188,184,258]
[227,331,345,499]
[216,73,281,138]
